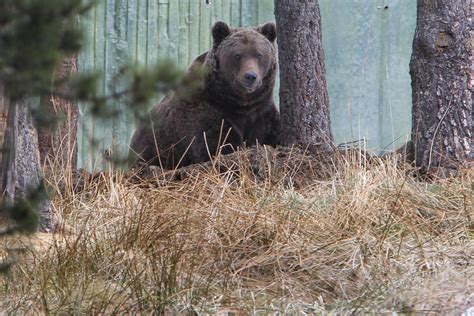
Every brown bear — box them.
[129,21,279,168]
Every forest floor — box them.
[0,145,473,314]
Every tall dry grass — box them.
[0,146,472,314]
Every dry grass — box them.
[1,147,473,314]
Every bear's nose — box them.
[244,71,257,85]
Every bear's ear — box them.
[212,21,231,47]
[258,22,276,43]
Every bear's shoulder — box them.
[184,52,208,81]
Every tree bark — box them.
[275,0,333,147]
[410,0,473,173]
[0,86,11,200]
[0,86,53,232]
[38,56,78,170]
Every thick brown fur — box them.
[130,21,279,168]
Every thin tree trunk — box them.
[410,0,473,174]
[0,86,53,232]
[0,85,13,202]
[275,0,333,147]
[38,56,78,170]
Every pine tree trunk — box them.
[0,86,11,200]
[38,56,78,170]
[0,86,53,232]
[275,0,333,147]
[410,0,473,174]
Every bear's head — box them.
[210,21,277,98]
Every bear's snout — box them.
[244,71,257,86]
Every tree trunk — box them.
[0,86,53,232]
[0,87,11,209]
[38,56,78,170]
[275,0,333,147]
[410,0,473,174]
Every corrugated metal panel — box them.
[77,0,416,170]
[321,0,416,152]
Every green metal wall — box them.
[321,0,416,152]
[77,0,416,170]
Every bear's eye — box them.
[234,54,241,60]
[257,53,263,59]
